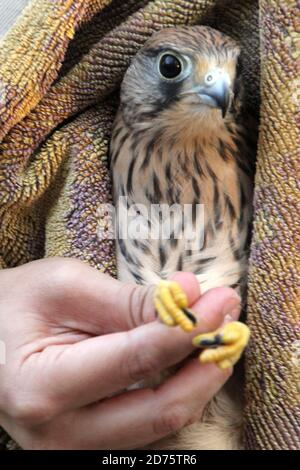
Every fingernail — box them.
[222,295,241,318]
[224,313,233,323]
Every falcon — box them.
[110,25,255,448]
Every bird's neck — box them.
[145,118,233,171]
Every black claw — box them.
[182,308,197,325]
[197,334,223,348]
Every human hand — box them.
[0,258,241,449]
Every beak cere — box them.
[196,71,231,118]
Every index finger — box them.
[23,359,231,449]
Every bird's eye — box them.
[159,54,182,79]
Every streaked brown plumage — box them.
[110,26,256,449]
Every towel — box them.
[0,0,299,450]
[244,0,300,450]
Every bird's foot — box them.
[192,321,250,369]
[154,280,197,332]
[154,282,249,369]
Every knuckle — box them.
[125,337,160,383]
[120,283,155,329]
[130,285,156,326]
[8,393,56,427]
[53,258,78,278]
[153,404,189,436]
[48,258,82,289]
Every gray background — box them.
[0,0,29,38]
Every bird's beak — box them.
[195,72,231,118]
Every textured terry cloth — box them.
[0,0,298,450]
[244,1,300,450]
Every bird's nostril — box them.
[204,69,225,86]
[204,71,218,86]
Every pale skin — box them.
[0,258,241,449]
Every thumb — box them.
[112,271,201,332]
[36,258,201,334]
[73,273,200,334]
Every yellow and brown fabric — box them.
[0,0,299,450]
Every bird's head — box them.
[120,26,242,133]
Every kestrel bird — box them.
[110,26,255,448]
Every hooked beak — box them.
[194,72,231,118]
[200,86,230,118]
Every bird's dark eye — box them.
[159,54,182,79]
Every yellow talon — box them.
[154,282,250,369]
[169,282,188,309]
[154,280,197,332]
[154,297,175,327]
[193,321,250,369]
